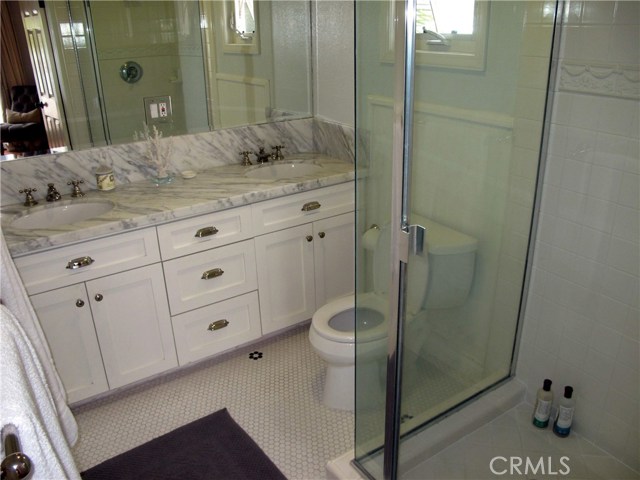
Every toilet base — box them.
[322,357,385,411]
[323,364,354,411]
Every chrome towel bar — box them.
[1,425,32,480]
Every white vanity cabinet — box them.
[253,184,355,334]
[15,228,178,402]
[12,181,355,402]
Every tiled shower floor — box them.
[71,324,354,479]
[403,403,639,480]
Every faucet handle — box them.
[18,188,38,207]
[239,151,252,166]
[67,180,85,198]
[271,144,285,161]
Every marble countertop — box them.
[1,154,354,256]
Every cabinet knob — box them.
[94,293,103,302]
[76,299,85,307]
[318,232,326,238]
[306,235,313,242]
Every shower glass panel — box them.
[354,1,557,477]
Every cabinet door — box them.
[313,213,356,307]
[255,224,315,334]
[86,264,177,389]
[31,284,109,403]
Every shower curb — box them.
[326,379,526,479]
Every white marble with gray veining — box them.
[1,154,354,256]
[1,118,355,206]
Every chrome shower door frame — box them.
[383,0,417,478]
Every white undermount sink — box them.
[10,200,114,230]
[245,161,322,180]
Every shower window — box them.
[416,0,474,35]
[381,0,489,70]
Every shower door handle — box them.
[408,224,425,257]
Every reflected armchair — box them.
[1,85,49,156]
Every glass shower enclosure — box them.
[353,1,558,478]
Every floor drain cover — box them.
[249,351,263,360]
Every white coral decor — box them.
[134,124,173,180]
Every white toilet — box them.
[309,214,478,410]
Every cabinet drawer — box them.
[251,182,354,235]
[172,291,261,365]
[15,228,160,295]
[157,206,253,260]
[163,239,257,315]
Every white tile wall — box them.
[517,1,639,471]
[313,0,355,126]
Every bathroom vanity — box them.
[2,156,355,403]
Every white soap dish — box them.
[181,170,197,179]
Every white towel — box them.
[0,231,78,446]
[0,304,81,479]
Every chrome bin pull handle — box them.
[207,319,229,331]
[201,268,224,280]
[301,201,321,212]
[66,256,94,270]
[194,226,219,238]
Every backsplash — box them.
[0,118,354,206]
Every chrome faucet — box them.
[254,147,272,164]
[46,183,62,202]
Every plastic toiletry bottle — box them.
[553,386,575,437]
[532,379,553,428]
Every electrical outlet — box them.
[143,96,172,124]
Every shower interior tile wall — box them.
[516,1,639,471]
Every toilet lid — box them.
[311,293,388,343]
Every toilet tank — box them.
[413,216,478,309]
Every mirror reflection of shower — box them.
[1,0,312,158]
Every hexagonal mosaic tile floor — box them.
[71,324,354,479]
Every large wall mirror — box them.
[0,0,312,160]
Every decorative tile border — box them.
[559,61,639,100]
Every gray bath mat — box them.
[80,408,286,479]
